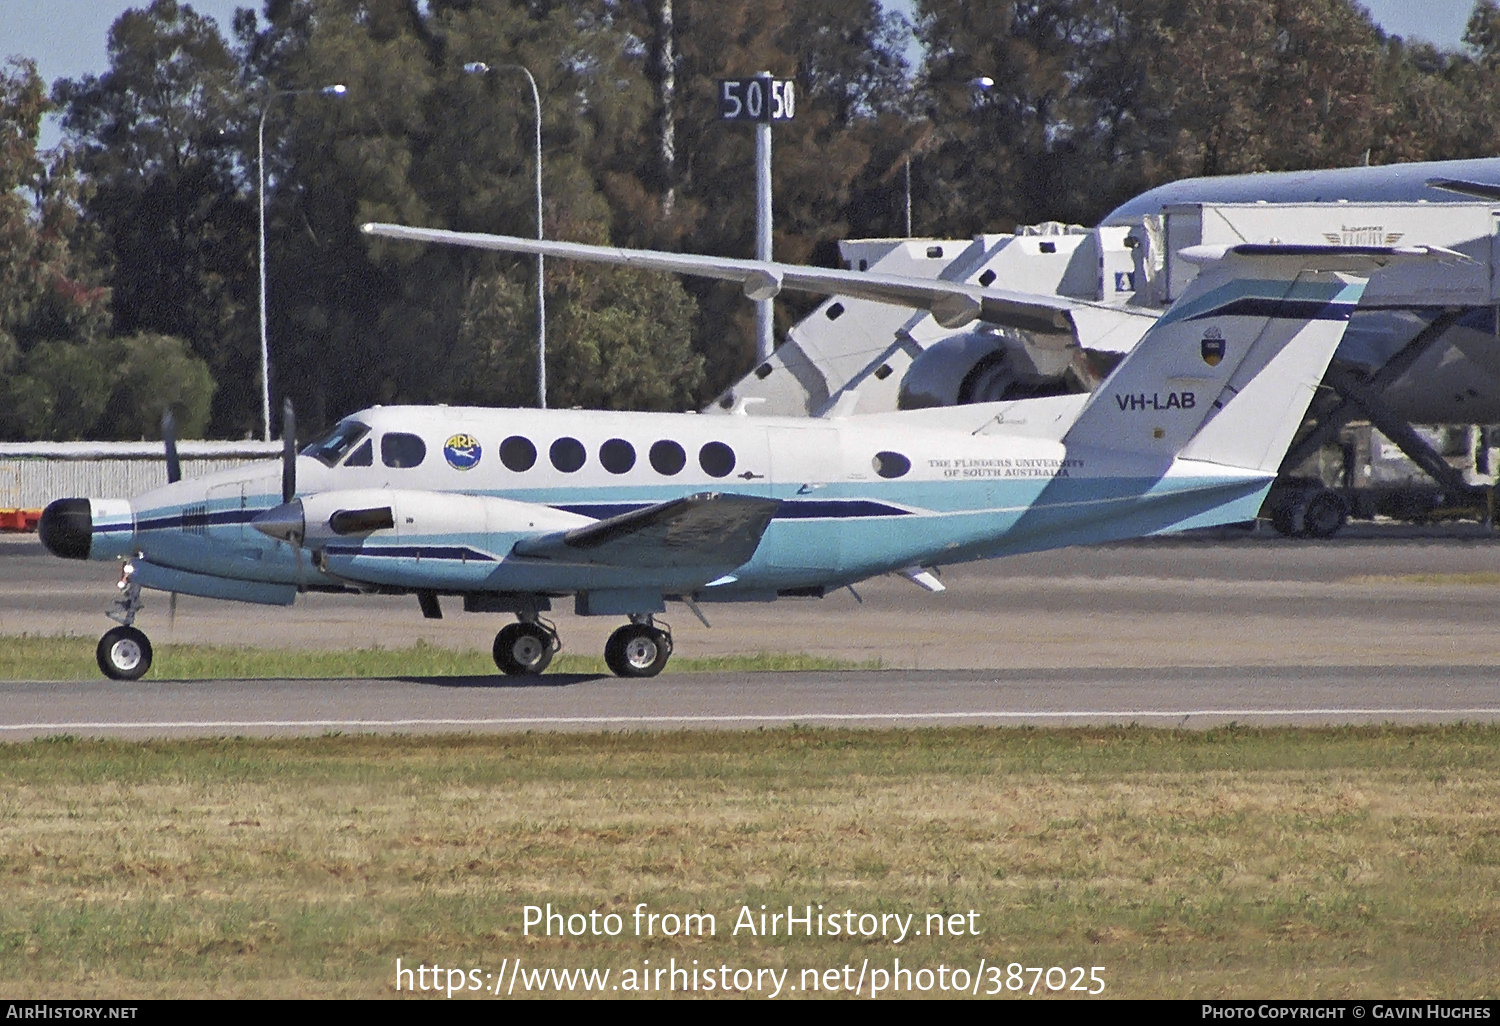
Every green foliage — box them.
[16,0,1500,433]
[55,0,253,438]
[0,333,215,441]
[0,53,214,442]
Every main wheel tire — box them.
[603,624,671,678]
[1301,490,1348,539]
[493,622,555,676]
[1269,496,1305,538]
[97,626,152,681]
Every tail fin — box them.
[1061,245,1410,469]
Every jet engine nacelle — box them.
[897,328,1105,411]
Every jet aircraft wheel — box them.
[1301,490,1348,539]
[493,622,556,676]
[604,624,672,678]
[97,626,153,681]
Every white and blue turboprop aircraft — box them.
[39,239,1436,681]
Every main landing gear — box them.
[97,561,153,680]
[604,616,672,678]
[490,613,674,678]
[493,617,561,675]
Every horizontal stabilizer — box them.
[1426,177,1500,201]
[512,492,781,570]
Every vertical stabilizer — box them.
[1060,245,1405,471]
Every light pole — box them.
[900,81,989,239]
[464,61,546,409]
[258,83,346,442]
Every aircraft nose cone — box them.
[38,499,92,560]
[252,500,305,542]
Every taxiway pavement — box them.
[0,664,1497,739]
[3,526,1498,736]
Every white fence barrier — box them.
[0,442,281,510]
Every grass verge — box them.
[0,634,878,680]
[1,726,1498,998]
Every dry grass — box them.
[1343,572,1500,587]
[1,727,1498,998]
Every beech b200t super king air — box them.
[39,239,1441,680]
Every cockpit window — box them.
[302,420,370,467]
[381,433,427,468]
[344,439,373,467]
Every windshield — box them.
[301,420,370,467]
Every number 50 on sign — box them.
[718,77,795,121]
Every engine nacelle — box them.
[254,489,590,547]
[897,328,1108,410]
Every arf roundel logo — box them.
[1200,328,1226,367]
[443,433,482,470]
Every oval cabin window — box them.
[500,435,537,472]
[550,437,587,473]
[650,440,686,476]
[872,451,911,479]
[380,433,427,468]
[699,441,736,478]
[599,438,636,474]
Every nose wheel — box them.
[604,621,672,678]
[493,620,560,676]
[97,625,153,680]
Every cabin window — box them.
[600,438,636,474]
[873,451,911,479]
[755,363,773,379]
[1039,241,1056,254]
[344,439,373,467]
[699,441,736,478]
[500,435,537,472]
[649,440,686,476]
[381,432,427,468]
[873,363,893,381]
[826,302,845,321]
[978,269,997,287]
[550,437,587,473]
[301,419,369,467]
[925,245,943,258]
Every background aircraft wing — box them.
[511,492,781,570]
[362,222,1099,333]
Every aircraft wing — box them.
[511,492,781,570]
[361,221,1129,335]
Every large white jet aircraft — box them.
[41,240,1435,681]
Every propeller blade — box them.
[281,399,297,503]
[162,408,181,484]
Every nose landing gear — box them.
[97,626,153,681]
[604,616,673,678]
[97,561,153,680]
[492,617,561,676]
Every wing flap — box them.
[512,492,781,570]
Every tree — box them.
[55,0,256,437]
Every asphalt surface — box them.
[0,665,1497,739]
[3,524,1499,737]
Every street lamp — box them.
[464,60,546,409]
[258,83,346,442]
